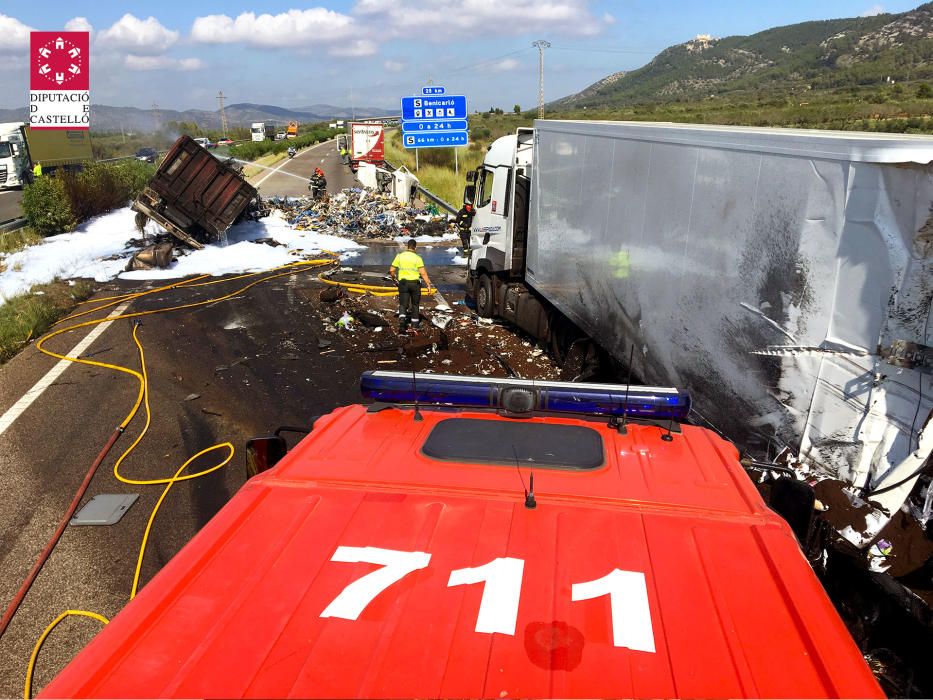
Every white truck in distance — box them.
[465,120,932,542]
[251,122,274,142]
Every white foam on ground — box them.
[394,232,459,243]
[451,254,468,265]
[0,208,366,302]
[0,208,138,304]
[122,211,363,281]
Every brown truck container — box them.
[132,135,257,249]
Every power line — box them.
[550,46,657,55]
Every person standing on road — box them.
[32,161,42,179]
[389,239,433,334]
[455,203,474,253]
[340,146,349,165]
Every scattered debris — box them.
[269,188,457,242]
[183,393,200,402]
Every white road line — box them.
[252,139,334,187]
[0,301,130,438]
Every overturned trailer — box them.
[468,121,932,546]
[132,135,258,249]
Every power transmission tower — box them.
[152,102,161,132]
[217,91,228,138]
[532,40,550,119]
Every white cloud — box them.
[384,59,406,72]
[861,4,885,16]
[98,14,179,54]
[0,14,32,53]
[64,17,94,35]
[354,0,605,37]
[602,12,617,25]
[329,39,377,57]
[125,55,205,71]
[191,9,357,48]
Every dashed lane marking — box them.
[253,139,334,187]
[0,301,131,438]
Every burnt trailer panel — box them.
[524,120,933,527]
[132,135,257,249]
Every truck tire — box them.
[476,274,494,318]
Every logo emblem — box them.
[31,33,88,89]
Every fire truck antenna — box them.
[411,366,423,422]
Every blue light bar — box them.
[360,372,691,421]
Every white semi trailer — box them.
[465,120,932,539]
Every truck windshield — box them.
[0,143,12,159]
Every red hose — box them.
[0,426,123,641]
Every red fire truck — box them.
[42,373,882,698]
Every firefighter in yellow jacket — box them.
[389,239,433,334]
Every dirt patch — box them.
[304,272,559,380]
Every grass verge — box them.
[0,279,95,364]
[0,227,42,256]
[242,151,287,179]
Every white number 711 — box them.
[320,546,654,652]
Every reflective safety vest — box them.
[391,250,424,281]
[33,163,42,178]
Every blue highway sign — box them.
[422,86,446,95]
[401,95,467,120]
[403,131,468,148]
[402,119,468,133]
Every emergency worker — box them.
[308,168,327,199]
[455,203,475,253]
[340,146,349,165]
[389,239,433,334]
[32,162,42,179]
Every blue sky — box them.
[0,1,922,112]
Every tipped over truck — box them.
[132,135,259,249]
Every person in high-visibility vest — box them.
[32,162,42,179]
[389,239,433,334]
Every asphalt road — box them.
[0,189,23,223]
[246,139,358,197]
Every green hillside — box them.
[553,3,933,109]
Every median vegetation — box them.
[232,126,342,162]
[21,160,155,236]
[0,279,94,364]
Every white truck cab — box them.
[466,128,533,292]
[0,122,29,189]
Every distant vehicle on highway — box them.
[275,132,286,141]
[286,121,299,139]
[252,122,275,142]
[193,137,215,149]
[134,147,157,163]
[216,137,233,146]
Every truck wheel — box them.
[476,274,494,318]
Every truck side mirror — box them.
[463,184,476,206]
[466,169,477,184]
[245,435,287,479]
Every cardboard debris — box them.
[267,189,454,241]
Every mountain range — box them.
[0,102,395,133]
[553,2,933,109]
